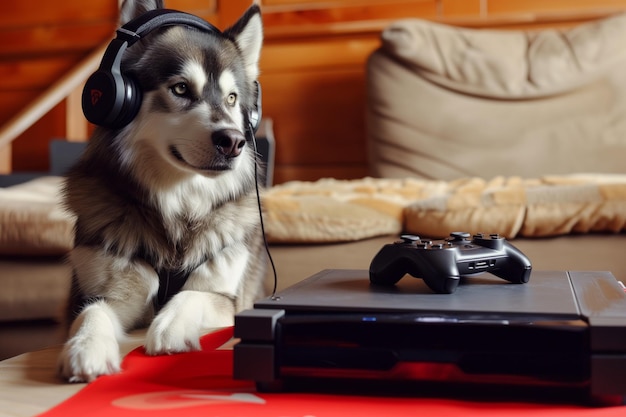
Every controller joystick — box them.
[369,232,532,294]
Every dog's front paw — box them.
[145,298,203,355]
[57,304,123,383]
[145,291,235,356]
[57,332,121,383]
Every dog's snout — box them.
[212,129,246,158]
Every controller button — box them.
[490,233,500,239]
[431,243,444,249]
[400,234,420,244]
[450,231,471,241]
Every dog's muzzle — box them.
[212,129,246,158]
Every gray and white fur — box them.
[58,0,267,382]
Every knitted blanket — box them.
[262,174,626,243]
[1,174,625,254]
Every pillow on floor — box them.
[264,175,626,243]
[261,177,441,243]
[404,174,626,239]
[2,174,624,251]
[403,176,527,239]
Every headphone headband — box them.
[83,9,223,129]
[98,10,220,74]
[116,9,220,47]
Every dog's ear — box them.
[224,5,263,81]
[119,0,164,26]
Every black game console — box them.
[234,269,626,403]
[369,232,532,293]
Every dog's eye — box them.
[226,93,237,106]
[171,83,189,97]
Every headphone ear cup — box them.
[82,69,142,129]
[82,69,120,127]
[248,81,262,133]
[110,74,142,129]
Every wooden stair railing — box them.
[0,43,108,174]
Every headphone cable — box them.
[250,123,279,298]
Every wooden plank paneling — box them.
[0,89,67,172]
[261,68,368,164]
[0,54,82,169]
[168,0,218,24]
[11,105,67,172]
[65,87,88,141]
[0,1,117,28]
[263,0,425,5]
[261,35,380,72]
[263,1,438,24]
[259,33,379,181]
[0,56,81,90]
[440,0,483,17]
[0,145,10,173]
[487,0,626,14]
[0,92,39,122]
[168,0,217,14]
[0,23,115,57]
[262,0,438,38]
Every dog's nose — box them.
[212,129,246,158]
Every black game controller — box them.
[369,232,532,294]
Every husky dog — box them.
[58,0,267,382]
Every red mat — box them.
[39,328,625,417]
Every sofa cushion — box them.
[0,176,74,255]
[367,13,626,180]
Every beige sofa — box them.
[264,12,626,283]
[1,13,626,359]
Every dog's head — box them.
[105,0,262,184]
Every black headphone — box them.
[82,8,262,132]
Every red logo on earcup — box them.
[90,89,103,106]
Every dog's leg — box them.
[144,290,235,354]
[58,300,124,383]
[58,249,158,382]
[145,247,248,355]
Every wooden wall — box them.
[3,0,626,182]
[0,1,117,172]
